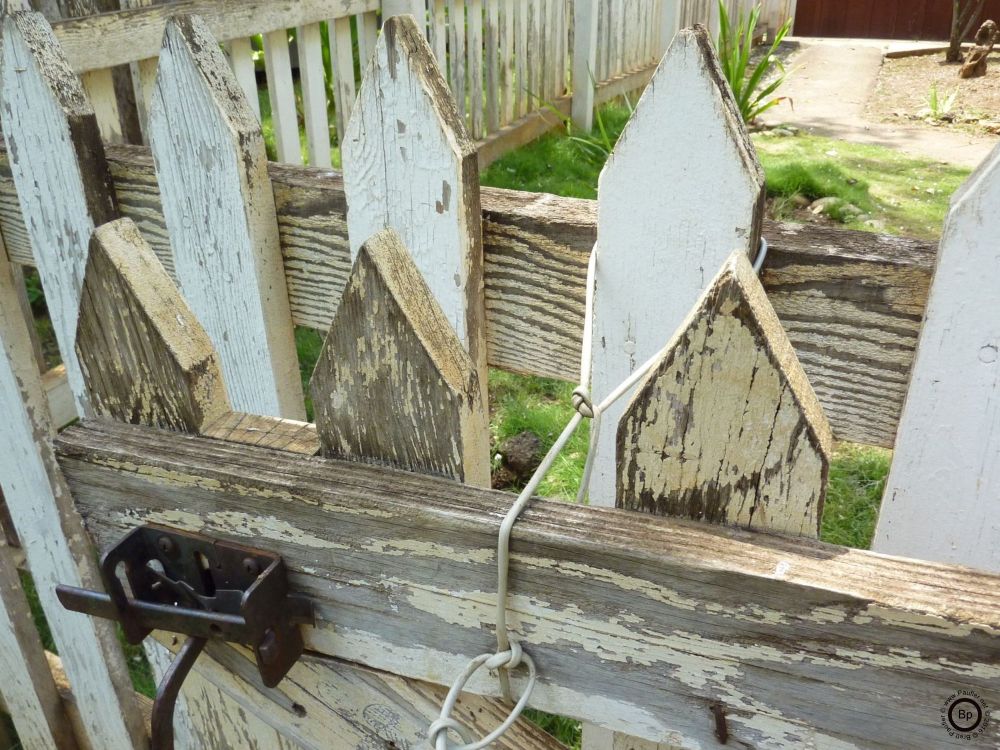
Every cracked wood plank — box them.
[77,218,230,433]
[617,250,832,536]
[588,25,766,506]
[0,10,117,415]
[0,14,147,750]
[343,14,488,392]
[56,418,1000,749]
[875,143,1000,571]
[0,146,937,448]
[311,230,489,484]
[585,27,766,750]
[0,534,78,750]
[149,14,304,420]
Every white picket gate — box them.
[2,5,999,750]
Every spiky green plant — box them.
[716,1,793,123]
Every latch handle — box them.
[56,525,313,750]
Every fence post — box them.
[343,13,489,398]
[0,16,150,748]
[581,25,765,750]
[874,144,1000,572]
[148,14,305,420]
[0,522,77,749]
[571,0,599,131]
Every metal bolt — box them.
[242,557,260,576]
[258,629,278,665]
[157,536,174,554]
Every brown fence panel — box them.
[795,0,1000,40]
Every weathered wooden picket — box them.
[1,5,998,750]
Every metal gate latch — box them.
[56,524,314,750]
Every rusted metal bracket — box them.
[56,524,313,749]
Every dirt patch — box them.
[868,52,1000,136]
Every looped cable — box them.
[429,240,670,747]
[571,386,594,418]
[428,646,537,750]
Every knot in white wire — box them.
[428,643,537,750]
[571,386,595,418]
[485,639,523,671]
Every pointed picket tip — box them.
[617,250,832,537]
[0,11,118,415]
[151,15,262,152]
[77,218,230,433]
[588,24,767,507]
[342,14,486,382]
[349,14,475,169]
[310,229,489,485]
[148,13,305,420]
[597,24,765,252]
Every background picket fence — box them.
[27,0,796,168]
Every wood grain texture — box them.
[151,635,567,750]
[57,418,1000,749]
[0,146,937,448]
[617,251,832,536]
[343,14,488,390]
[0,223,144,750]
[875,143,1000,570]
[589,25,766,507]
[49,0,379,73]
[0,536,78,750]
[0,10,118,414]
[77,218,229,433]
[311,230,489,484]
[149,15,304,420]
[202,411,320,455]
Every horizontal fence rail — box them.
[0,144,930,449]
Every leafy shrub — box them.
[716,1,792,123]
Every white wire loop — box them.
[430,237,767,746]
[429,645,537,750]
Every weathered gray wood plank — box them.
[57,418,1000,749]
[0,146,935,448]
[77,218,229,433]
[151,635,567,750]
[0,535,78,750]
[149,14,304,420]
[343,15,488,391]
[618,251,831,537]
[311,230,489,484]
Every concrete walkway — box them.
[761,38,999,169]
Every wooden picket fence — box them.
[31,0,795,171]
[3,5,998,750]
